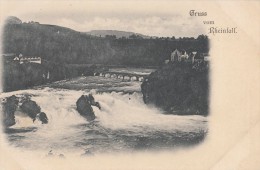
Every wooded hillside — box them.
[3,21,209,66]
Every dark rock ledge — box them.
[141,62,209,116]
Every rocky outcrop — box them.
[141,62,209,116]
[1,95,48,127]
[20,99,48,124]
[87,94,101,110]
[37,112,48,124]
[2,95,18,127]
[76,94,101,121]
[20,100,41,120]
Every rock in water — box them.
[20,100,42,122]
[2,95,18,127]
[2,95,48,125]
[38,112,48,124]
[88,94,101,109]
[88,94,95,105]
[20,98,49,124]
[76,95,96,121]
[93,102,101,110]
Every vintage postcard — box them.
[0,0,259,170]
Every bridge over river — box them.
[94,71,149,82]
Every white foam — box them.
[2,88,207,132]
[1,87,207,153]
[94,92,207,132]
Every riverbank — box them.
[2,61,100,92]
[2,61,157,92]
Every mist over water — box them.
[1,68,207,155]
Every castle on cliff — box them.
[165,49,209,64]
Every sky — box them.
[0,1,207,38]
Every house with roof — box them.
[165,49,210,65]
[179,50,189,61]
[170,49,190,62]
[19,57,42,64]
[188,52,203,63]
[13,56,20,61]
[2,53,42,64]
[170,49,181,62]
[18,54,42,64]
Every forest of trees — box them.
[3,22,209,67]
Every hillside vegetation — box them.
[3,21,209,67]
[141,62,209,116]
[2,17,209,92]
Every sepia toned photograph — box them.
[0,1,259,170]
[1,13,209,153]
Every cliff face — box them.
[141,62,209,116]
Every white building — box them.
[170,49,181,62]
[190,52,197,63]
[202,53,210,62]
[179,51,189,61]
[13,56,20,61]
[170,49,190,62]
[18,54,42,64]
[19,57,42,64]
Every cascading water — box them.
[1,69,207,156]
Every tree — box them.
[197,34,208,40]
[129,34,143,39]
[105,35,116,39]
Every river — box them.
[0,68,207,156]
